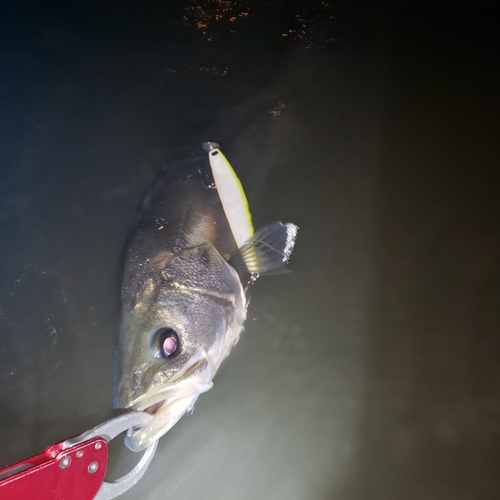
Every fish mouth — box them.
[124,349,214,452]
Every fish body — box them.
[115,145,297,451]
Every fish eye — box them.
[150,328,180,359]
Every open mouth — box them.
[132,355,214,413]
[143,401,163,415]
[124,352,215,451]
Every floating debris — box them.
[269,101,286,117]
[182,0,251,33]
[181,0,338,49]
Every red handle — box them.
[0,437,108,500]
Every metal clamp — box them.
[63,412,158,500]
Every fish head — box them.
[115,243,246,451]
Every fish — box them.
[114,142,298,451]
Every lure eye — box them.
[151,328,179,359]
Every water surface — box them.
[1,2,499,499]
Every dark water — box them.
[1,1,499,499]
